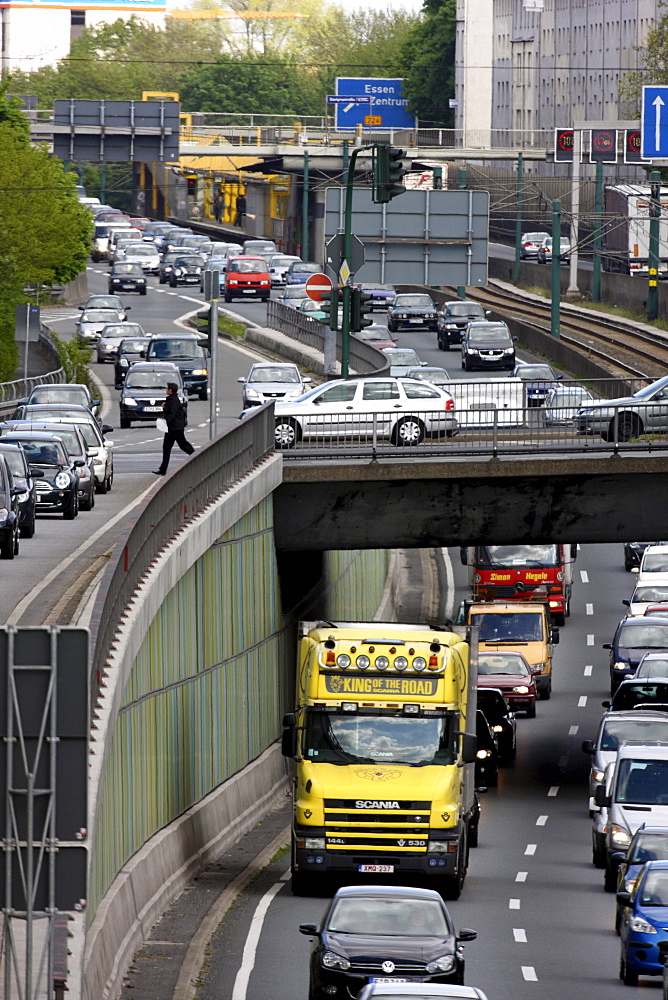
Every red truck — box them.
[461,544,577,625]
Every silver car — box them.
[76,308,125,343]
[272,375,457,448]
[119,242,160,274]
[575,374,668,441]
[267,254,301,286]
[237,363,311,408]
[97,322,145,364]
[381,348,427,376]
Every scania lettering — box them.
[461,543,576,625]
[282,621,478,899]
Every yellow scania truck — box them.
[281,621,478,898]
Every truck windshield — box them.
[472,612,544,642]
[616,758,668,804]
[476,545,559,568]
[303,712,456,766]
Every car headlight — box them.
[613,661,629,671]
[625,878,638,893]
[476,749,491,759]
[55,472,70,488]
[246,388,260,399]
[592,768,605,783]
[503,347,514,353]
[428,841,450,854]
[491,724,504,732]
[92,458,103,466]
[0,507,8,520]
[322,952,351,971]
[119,358,129,366]
[174,268,183,275]
[304,837,326,849]
[468,348,480,354]
[190,369,207,376]
[629,916,657,934]
[286,388,303,398]
[16,492,29,502]
[123,398,138,406]
[512,685,530,694]
[611,825,632,848]
[426,955,456,974]
[531,662,546,673]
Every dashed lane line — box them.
[513,928,528,943]
[522,967,538,982]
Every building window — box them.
[71,10,85,41]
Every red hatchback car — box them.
[477,651,537,717]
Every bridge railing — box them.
[272,377,665,459]
[265,300,390,375]
[88,405,275,704]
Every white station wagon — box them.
[272,376,457,448]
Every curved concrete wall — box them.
[82,454,392,1000]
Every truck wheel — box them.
[604,865,617,893]
[291,870,311,896]
[441,834,468,900]
[526,703,536,718]
[592,832,606,869]
[553,611,566,627]
[539,679,551,701]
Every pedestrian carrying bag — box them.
[156,417,168,433]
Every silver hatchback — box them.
[237,363,311,408]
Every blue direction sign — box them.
[334,77,416,132]
[642,86,668,158]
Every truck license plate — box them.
[358,864,394,873]
[371,979,408,984]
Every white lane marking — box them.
[584,664,593,676]
[548,786,559,796]
[569,725,579,735]
[179,294,204,304]
[580,569,589,583]
[167,291,179,296]
[6,479,159,625]
[513,928,528,943]
[113,435,163,450]
[522,967,538,981]
[509,898,521,909]
[515,871,528,882]
[586,603,594,615]
[524,844,537,856]
[197,421,208,428]
[231,869,290,1000]
[441,548,455,620]
[587,634,594,645]
[536,815,548,826]
[578,696,588,708]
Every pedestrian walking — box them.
[214,191,223,222]
[234,192,246,227]
[153,383,194,475]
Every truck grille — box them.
[324,799,430,853]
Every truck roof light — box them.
[325,650,336,665]
[375,656,389,671]
[413,657,427,672]
[403,704,420,715]
[408,647,415,655]
[389,646,397,653]
[341,702,357,712]
[395,656,408,671]
[428,655,440,669]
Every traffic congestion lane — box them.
[0,266,271,626]
[196,542,644,1000]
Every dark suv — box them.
[145,336,208,400]
[119,362,186,428]
[461,321,517,371]
[437,300,489,350]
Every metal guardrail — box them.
[89,405,275,704]
[265,300,390,375]
[274,377,668,459]
[0,367,65,405]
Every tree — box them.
[179,51,302,115]
[0,87,91,380]
[399,0,456,126]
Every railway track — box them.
[475,281,668,380]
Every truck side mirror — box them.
[622,600,630,608]
[602,700,611,709]
[281,727,297,759]
[594,784,610,808]
[299,923,318,936]
[570,543,578,558]
[581,739,595,755]
[459,732,477,764]
[602,642,612,650]
[551,627,560,645]
[460,547,468,565]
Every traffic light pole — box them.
[209,292,218,440]
[551,199,561,339]
[591,161,603,304]
[341,144,374,378]
[648,169,661,322]
[514,152,523,286]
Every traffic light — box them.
[320,288,339,330]
[373,144,406,203]
[351,288,373,332]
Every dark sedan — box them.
[0,442,37,538]
[145,336,209,400]
[1,433,79,519]
[477,686,517,763]
[625,542,667,573]
[299,885,476,999]
[0,453,22,557]
[388,293,438,332]
[119,363,186,428]
[603,616,668,694]
[108,262,147,295]
[114,337,152,388]
[436,301,489,350]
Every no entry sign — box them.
[305,273,333,301]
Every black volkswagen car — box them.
[461,321,517,372]
[109,262,147,295]
[388,293,439,332]
[1,433,80,519]
[145,336,209,400]
[299,885,476,999]
[0,453,22,557]
[0,442,37,538]
[119,362,186,428]
[436,300,489,350]
[114,337,152,388]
